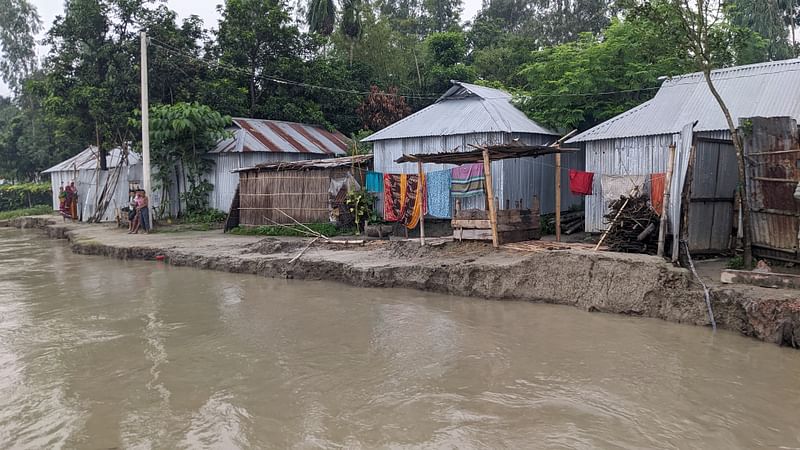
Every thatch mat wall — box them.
[238,166,366,225]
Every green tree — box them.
[423,31,475,93]
[0,0,41,93]
[147,102,231,216]
[216,0,299,116]
[726,0,794,59]
[308,0,336,36]
[340,0,364,65]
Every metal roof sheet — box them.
[43,147,140,173]
[211,118,349,155]
[235,154,372,172]
[362,81,558,142]
[569,58,800,143]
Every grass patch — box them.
[230,223,353,237]
[0,205,54,220]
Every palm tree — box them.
[308,0,336,36]
[340,0,364,65]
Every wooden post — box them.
[482,149,499,248]
[555,151,562,242]
[657,144,677,257]
[418,161,425,246]
[677,145,697,264]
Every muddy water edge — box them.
[2,227,800,448]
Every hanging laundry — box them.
[366,171,384,193]
[650,173,666,215]
[400,173,426,229]
[426,169,452,218]
[601,174,646,204]
[383,174,405,221]
[451,163,485,197]
[568,169,594,195]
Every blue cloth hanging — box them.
[426,169,452,218]
[366,171,384,193]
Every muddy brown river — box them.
[1,228,799,449]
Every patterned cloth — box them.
[426,169,452,218]
[451,163,485,197]
[383,174,404,221]
[383,173,426,227]
[366,171,383,193]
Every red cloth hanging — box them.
[650,173,666,216]
[569,169,594,195]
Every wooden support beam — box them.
[657,144,676,257]
[555,152,562,242]
[482,148,499,248]
[418,161,425,246]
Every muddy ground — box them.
[3,215,799,349]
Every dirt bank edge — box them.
[4,216,799,348]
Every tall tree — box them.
[0,0,41,94]
[667,0,754,267]
[307,0,336,35]
[216,0,299,116]
[340,0,364,64]
[726,0,794,59]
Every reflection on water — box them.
[1,228,799,449]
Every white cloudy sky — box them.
[0,0,483,97]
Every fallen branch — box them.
[289,237,320,263]
[273,208,330,240]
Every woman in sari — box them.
[131,190,151,234]
[58,186,69,220]
[66,182,78,220]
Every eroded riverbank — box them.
[4,215,800,348]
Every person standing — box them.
[66,182,78,221]
[131,190,151,234]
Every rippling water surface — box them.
[1,228,799,449]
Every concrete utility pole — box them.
[140,31,152,230]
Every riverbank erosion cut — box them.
[3,216,799,349]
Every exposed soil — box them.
[4,215,799,349]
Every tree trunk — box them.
[702,68,753,268]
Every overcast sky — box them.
[0,0,483,97]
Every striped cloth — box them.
[451,163,485,198]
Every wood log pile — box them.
[603,194,660,254]
[543,211,585,235]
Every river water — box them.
[1,228,799,449]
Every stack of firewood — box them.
[603,195,660,254]
[547,211,585,235]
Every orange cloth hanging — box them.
[650,172,666,215]
[405,172,426,229]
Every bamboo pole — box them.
[657,144,677,257]
[555,152,562,242]
[482,148,499,248]
[418,161,425,246]
[594,196,630,251]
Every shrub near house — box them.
[0,183,52,211]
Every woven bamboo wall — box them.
[238,165,367,225]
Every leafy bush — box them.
[0,205,54,220]
[230,223,349,237]
[0,183,52,211]
[183,208,227,224]
[727,255,745,270]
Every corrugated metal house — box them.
[568,58,800,253]
[165,118,349,216]
[363,81,583,214]
[43,146,142,222]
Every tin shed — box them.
[164,118,350,217]
[568,58,800,254]
[43,146,142,222]
[363,81,583,215]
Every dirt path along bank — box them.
[3,215,799,349]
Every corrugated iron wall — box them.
[48,163,143,222]
[372,132,580,215]
[743,117,800,262]
[584,134,680,232]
